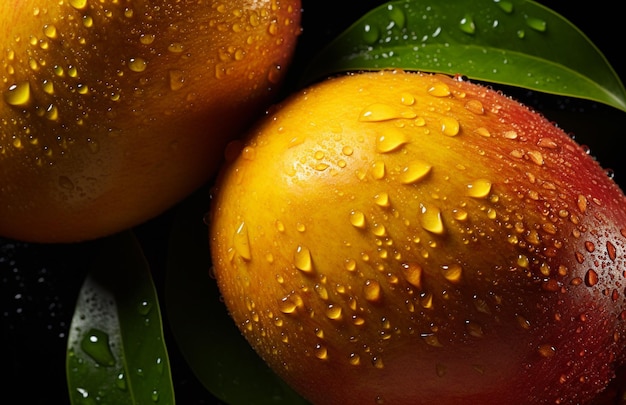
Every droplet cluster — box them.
[212,70,626,404]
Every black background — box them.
[2,1,625,404]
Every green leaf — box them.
[300,0,626,112]
[66,232,174,405]
[164,190,309,405]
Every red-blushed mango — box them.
[209,70,626,405]
[0,0,301,242]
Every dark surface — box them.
[2,1,625,404]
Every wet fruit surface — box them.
[0,0,301,242]
[209,70,626,404]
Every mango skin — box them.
[209,70,626,404]
[0,0,301,242]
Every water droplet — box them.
[169,70,185,91]
[526,150,544,165]
[459,14,476,34]
[350,210,366,229]
[387,4,406,29]
[607,241,617,262]
[70,0,88,10]
[363,279,383,303]
[81,328,115,366]
[45,104,59,121]
[371,161,386,179]
[294,245,313,273]
[116,372,127,390]
[427,82,450,97]
[440,117,460,136]
[465,320,484,337]
[465,99,484,115]
[374,192,390,207]
[422,333,443,347]
[4,81,31,106]
[402,262,422,288]
[278,295,299,314]
[585,269,599,287]
[466,179,492,198]
[137,300,152,316]
[325,304,342,320]
[128,57,147,72]
[526,17,547,32]
[538,344,556,357]
[372,355,384,369]
[344,258,357,272]
[400,161,432,184]
[58,176,75,190]
[315,284,329,300]
[420,204,444,234]
[315,344,328,360]
[375,128,408,153]
[577,195,588,214]
[372,223,386,237]
[349,353,361,365]
[401,92,415,106]
[452,208,468,221]
[140,33,156,45]
[275,220,285,233]
[232,222,252,261]
[43,24,58,39]
[441,264,462,283]
[363,24,380,44]
[496,0,514,13]
[360,103,402,122]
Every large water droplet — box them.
[496,0,514,13]
[427,82,450,97]
[459,14,476,34]
[363,279,383,303]
[350,210,367,229]
[585,269,598,287]
[441,264,463,283]
[420,204,444,234]
[387,4,406,29]
[70,0,88,10]
[4,81,31,106]
[128,57,147,73]
[400,161,432,184]
[526,17,547,32]
[466,179,492,198]
[81,328,115,366]
[363,24,380,44]
[375,128,408,153]
[360,103,402,122]
[325,304,342,320]
[402,262,422,289]
[440,117,460,136]
[294,245,313,273]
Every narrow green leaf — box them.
[164,190,308,405]
[66,231,174,405]
[301,0,626,112]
